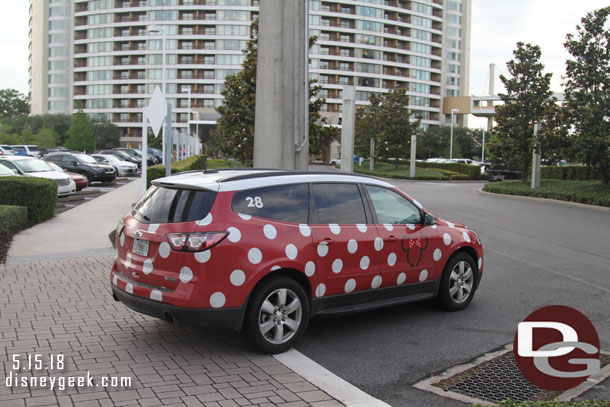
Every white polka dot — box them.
[347,239,358,254]
[374,237,384,251]
[315,283,326,297]
[119,233,125,247]
[419,269,429,281]
[125,253,132,269]
[329,224,341,235]
[387,253,397,266]
[431,224,437,229]
[179,266,193,283]
[463,231,471,243]
[372,275,382,289]
[159,242,171,259]
[360,256,370,270]
[150,289,162,301]
[230,269,246,286]
[263,224,277,239]
[238,213,251,220]
[447,222,455,228]
[196,213,213,226]
[317,242,329,257]
[195,250,211,263]
[383,224,394,231]
[443,233,452,246]
[299,224,311,237]
[112,275,118,286]
[356,224,367,233]
[142,259,153,275]
[478,257,483,270]
[345,279,356,293]
[285,244,298,259]
[227,227,241,243]
[148,223,160,233]
[271,265,281,271]
[433,249,442,261]
[113,254,118,263]
[407,224,415,230]
[125,283,133,294]
[210,292,226,308]
[248,248,262,264]
[397,272,406,285]
[305,261,315,277]
[332,259,343,273]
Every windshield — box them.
[27,146,40,151]
[100,155,119,163]
[75,154,97,164]
[133,149,143,155]
[15,159,54,173]
[47,162,66,173]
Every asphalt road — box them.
[296,180,610,406]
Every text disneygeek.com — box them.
[5,372,132,391]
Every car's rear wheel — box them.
[244,276,309,354]
[437,252,477,311]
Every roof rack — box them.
[203,167,279,174]
[218,169,378,183]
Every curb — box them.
[478,188,610,212]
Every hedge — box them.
[146,155,207,188]
[540,166,600,181]
[0,205,28,234]
[416,161,482,179]
[0,176,57,222]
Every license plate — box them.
[132,238,149,256]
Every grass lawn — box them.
[483,180,610,208]
[353,161,467,180]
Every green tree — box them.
[0,89,29,120]
[355,90,420,166]
[92,119,121,150]
[21,124,34,144]
[34,127,57,148]
[65,111,95,152]
[563,7,610,184]
[488,42,556,183]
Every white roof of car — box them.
[153,169,394,192]
[0,155,37,161]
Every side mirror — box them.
[424,213,436,226]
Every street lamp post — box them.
[148,24,167,164]
[450,108,459,159]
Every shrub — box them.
[146,155,207,188]
[450,174,470,181]
[0,176,57,222]
[540,165,600,181]
[416,161,481,179]
[0,205,28,234]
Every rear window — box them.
[132,186,216,224]
[232,184,309,224]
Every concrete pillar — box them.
[410,135,417,178]
[253,0,307,170]
[531,124,541,189]
[340,86,355,173]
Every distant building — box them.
[29,0,471,145]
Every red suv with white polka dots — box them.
[111,169,484,353]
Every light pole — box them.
[195,111,199,155]
[182,88,191,158]
[148,24,167,164]
[450,108,459,159]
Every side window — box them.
[232,184,309,224]
[312,183,367,224]
[62,155,74,164]
[46,155,59,162]
[0,161,17,171]
[365,185,422,224]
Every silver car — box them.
[91,154,138,176]
[0,156,76,196]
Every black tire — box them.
[81,171,93,183]
[436,252,478,311]
[244,276,310,354]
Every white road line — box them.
[64,204,76,207]
[274,349,392,407]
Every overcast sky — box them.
[1,1,608,127]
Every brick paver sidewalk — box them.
[0,255,343,407]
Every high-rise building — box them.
[29,0,471,145]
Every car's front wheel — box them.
[244,276,309,354]
[437,252,477,311]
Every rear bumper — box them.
[111,285,246,331]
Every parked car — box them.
[47,162,89,191]
[11,146,27,156]
[0,156,75,196]
[330,158,341,165]
[100,149,141,168]
[0,145,15,156]
[11,144,41,158]
[0,165,17,176]
[111,169,484,353]
[114,148,155,166]
[43,152,116,183]
[91,154,138,177]
[148,148,163,164]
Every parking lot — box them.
[55,177,138,215]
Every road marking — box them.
[274,349,391,407]
[84,197,93,200]
[487,247,610,294]
[64,204,76,207]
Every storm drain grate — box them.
[415,346,610,405]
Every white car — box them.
[0,145,15,156]
[11,144,41,158]
[0,156,76,196]
[91,154,138,177]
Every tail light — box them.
[167,232,228,252]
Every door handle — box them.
[320,238,335,245]
[385,235,398,243]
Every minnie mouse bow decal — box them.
[401,235,429,267]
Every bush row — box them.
[540,165,600,181]
[146,155,207,188]
[0,176,57,222]
[0,205,28,234]
[416,161,482,179]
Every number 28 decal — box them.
[246,196,264,208]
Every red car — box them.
[111,170,484,353]
[48,162,88,191]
